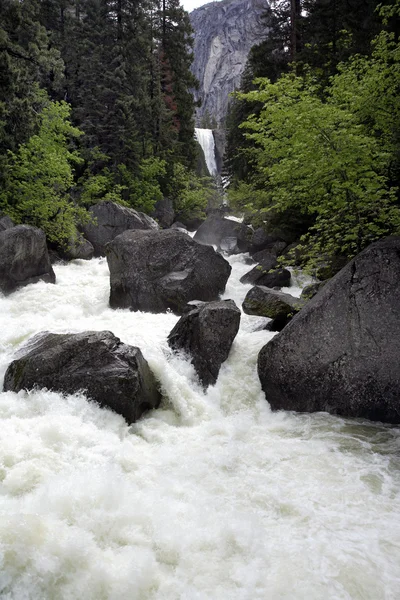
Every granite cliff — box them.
[190,0,270,125]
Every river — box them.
[0,254,399,599]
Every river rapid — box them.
[0,254,399,599]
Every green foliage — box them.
[231,70,400,271]
[167,162,214,220]
[0,97,90,246]
[118,158,166,213]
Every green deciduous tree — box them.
[231,71,400,271]
[0,97,89,247]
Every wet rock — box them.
[0,225,55,294]
[175,216,205,232]
[240,255,278,285]
[240,260,291,288]
[152,197,175,229]
[168,300,241,387]
[243,286,303,319]
[0,214,14,232]
[300,280,328,301]
[194,215,252,254]
[256,267,291,288]
[59,233,94,261]
[82,201,158,256]
[252,241,287,263]
[107,229,231,314]
[258,237,400,424]
[3,331,161,424]
[170,221,188,231]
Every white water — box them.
[0,256,400,600]
[195,128,218,177]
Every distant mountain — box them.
[190,0,271,125]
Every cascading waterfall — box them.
[194,127,218,177]
[0,256,399,599]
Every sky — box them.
[181,0,216,13]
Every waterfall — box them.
[194,127,218,177]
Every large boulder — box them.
[240,255,278,285]
[243,286,304,332]
[82,201,158,256]
[258,237,400,424]
[194,216,252,254]
[152,197,175,229]
[168,300,241,387]
[252,241,287,263]
[243,286,302,319]
[3,331,161,424]
[0,225,55,294]
[107,229,232,314]
[59,233,94,261]
[249,228,287,256]
[240,261,291,288]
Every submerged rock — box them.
[107,229,231,314]
[258,237,400,424]
[3,331,160,424]
[82,201,158,256]
[168,300,241,388]
[0,225,55,294]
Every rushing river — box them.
[0,254,399,599]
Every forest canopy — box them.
[226,0,400,274]
[0,0,208,247]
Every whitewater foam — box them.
[0,256,399,599]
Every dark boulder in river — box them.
[82,200,158,256]
[168,300,241,388]
[151,197,175,229]
[194,215,252,254]
[243,286,303,323]
[3,331,160,424]
[107,229,231,314]
[240,263,291,288]
[258,237,400,424]
[59,233,94,261]
[0,225,55,294]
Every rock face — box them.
[190,0,270,125]
[82,201,158,256]
[194,215,252,254]
[3,331,161,424]
[0,225,55,294]
[168,300,241,387]
[107,229,231,314]
[258,237,400,424]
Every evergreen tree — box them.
[0,0,63,181]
